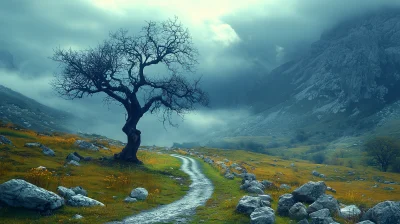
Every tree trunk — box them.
[114,114,142,164]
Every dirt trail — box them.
[107,154,213,224]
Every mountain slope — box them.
[216,9,400,140]
[0,84,75,132]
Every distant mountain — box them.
[0,84,76,132]
[211,9,400,140]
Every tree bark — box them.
[114,114,142,164]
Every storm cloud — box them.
[0,0,399,145]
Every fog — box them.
[1,0,399,146]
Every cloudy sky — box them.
[0,0,399,146]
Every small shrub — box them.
[295,129,309,142]
[104,172,132,190]
[364,136,400,172]
[392,157,400,173]
[25,168,54,189]
[312,152,326,164]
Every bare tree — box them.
[51,17,209,164]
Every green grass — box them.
[0,126,190,224]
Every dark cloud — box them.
[1,0,400,145]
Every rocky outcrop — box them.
[340,205,361,219]
[0,135,11,145]
[74,140,99,151]
[307,194,340,215]
[289,202,308,220]
[0,179,64,211]
[57,186,76,199]
[250,207,275,224]
[277,193,296,216]
[292,181,327,203]
[236,196,263,215]
[362,201,400,224]
[67,195,104,207]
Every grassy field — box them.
[177,147,400,224]
[0,126,189,224]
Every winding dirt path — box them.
[108,154,213,224]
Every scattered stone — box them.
[124,197,138,203]
[70,186,88,197]
[74,140,99,151]
[57,186,76,199]
[277,193,296,216]
[309,208,330,218]
[224,173,234,180]
[280,184,291,190]
[130,187,148,200]
[247,186,264,194]
[310,217,336,224]
[36,166,47,171]
[72,214,83,219]
[236,195,262,215]
[242,173,257,182]
[356,221,375,224]
[0,179,64,211]
[362,201,400,224]
[340,205,361,219]
[67,195,104,207]
[261,180,274,189]
[250,207,275,224]
[298,219,310,224]
[319,174,325,178]
[204,157,214,165]
[292,181,327,203]
[0,135,11,145]
[41,145,55,156]
[67,160,80,166]
[66,153,80,162]
[24,143,41,147]
[312,170,320,177]
[223,159,229,163]
[327,187,336,193]
[307,194,340,215]
[289,202,308,220]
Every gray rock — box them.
[309,208,330,218]
[0,135,11,145]
[74,140,99,151]
[292,181,327,203]
[356,221,375,224]
[57,186,76,199]
[277,193,296,216]
[223,159,229,163]
[130,187,148,200]
[66,153,80,162]
[280,184,291,190]
[67,194,104,207]
[261,180,274,189]
[250,207,275,224]
[72,214,83,219]
[67,160,80,166]
[340,205,361,219]
[289,202,308,220]
[24,143,41,147]
[362,201,400,224]
[312,170,320,177]
[124,197,138,203]
[310,217,336,224]
[224,173,234,180]
[247,186,264,194]
[242,173,257,183]
[70,186,87,197]
[236,195,262,215]
[41,145,55,156]
[298,219,309,224]
[0,179,64,211]
[204,157,214,165]
[258,194,273,202]
[307,194,340,215]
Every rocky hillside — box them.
[216,9,400,140]
[0,84,76,132]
